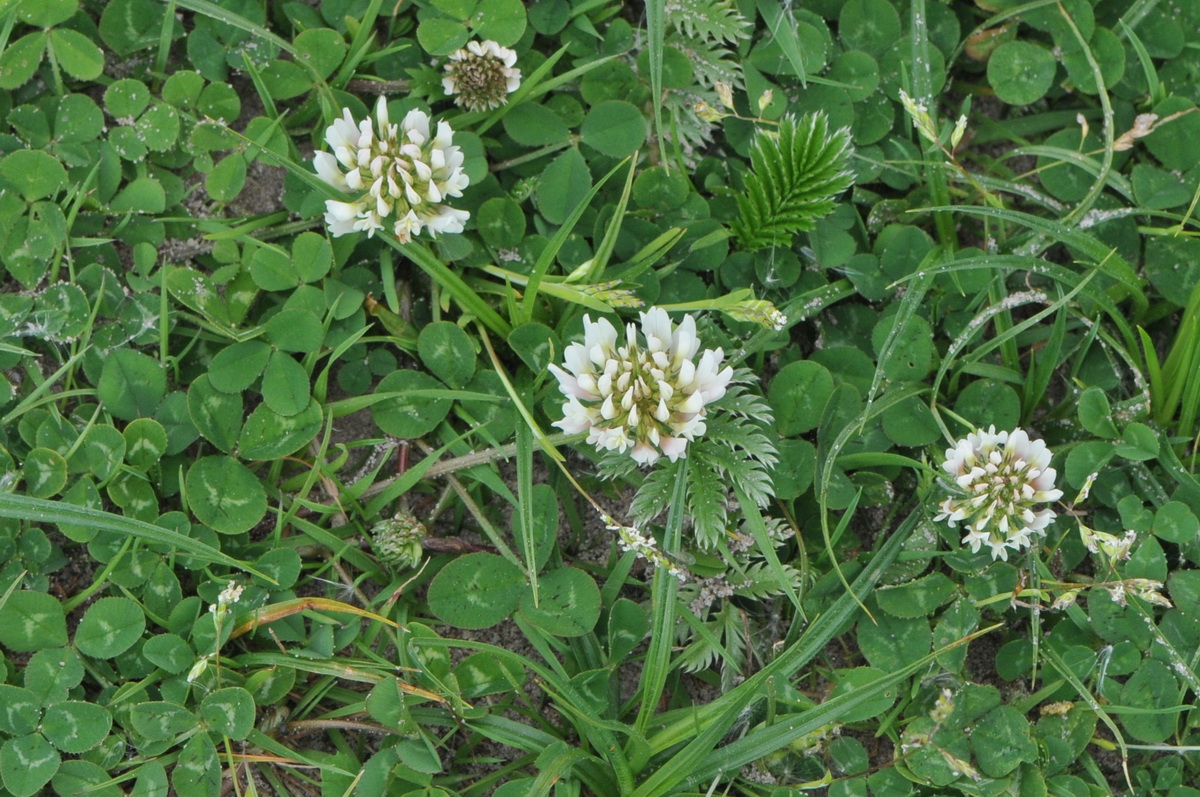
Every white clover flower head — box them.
[550,308,733,467]
[934,426,1064,561]
[442,39,522,112]
[312,97,470,242]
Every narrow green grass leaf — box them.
[0,494,268,579]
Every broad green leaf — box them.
[206,154,247,202]
[1116,421,1159,461]
[877,572,957,619]
[518,567,600,637]
[17,0,77,27]
[0,33,47,90]
[99,0,169,56]
[142,634,195,675]
[418,321,475,389]
[74,596,145,658]
[372,370,452,438]
[988,41,1057,105]
[200,687,255,740]
[98,349,166,420]
[238,399,322,460]
[185,456,267,534]
[22,448,67,498]
[427,552,525,629]
[768,360,833,436]
[580,101,647,158]
[0,149,66,202]
[856,611,931,671]
[123,418,169,470]
[41,701,111,753]
[187,374,243,452]
[0,590,68,651]
[110,177,167,214]
[261,351,311,417]
[22,648,83,704]
[0,685,41,735]
[535,148,591,226]
[132,702,195,741]
[1153,501,1199,544]
[209,341,271,393]
[0,734,60,797]
[292,231,332,283]
[972,705,1036,777]
[48,28,105,81]
[294,28,345,79]
[828,668,897,722]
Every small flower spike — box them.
[312,97,470,242]
[549,308,733,466]
[935,426,1064,561]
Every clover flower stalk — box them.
[550,307,733,466]
[603,513,686,580]
[935,426,1063,561]
[313,96,470,241]
[443,40,521,112]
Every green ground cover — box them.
[0,0,1199,794]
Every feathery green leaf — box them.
[733,113,855,252]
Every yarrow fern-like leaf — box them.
[666,0,751,44]
[732,113,855,252]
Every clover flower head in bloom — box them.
[312,96,470,242]
[443,40,521,112]
[935,426,1063,561]
[549,308,733,467]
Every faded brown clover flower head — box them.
[442,40,521,112]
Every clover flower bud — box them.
[694,101,723,124]
[898,89,939,145]
[1080,524,1136,562]
[442,40,521,112]
[950,113,969,149]
[312,97,470,242]
[1073,470,1098,504]
[1051,589,1080,611]
[550,308,733,467]
[186,654,212,684]
[1126,578,1172,608]
[935,426,1063,561]
[372,511,427,570]
[714,81,735,110]
[757,89,774,113]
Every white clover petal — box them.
[313,151,349,191]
